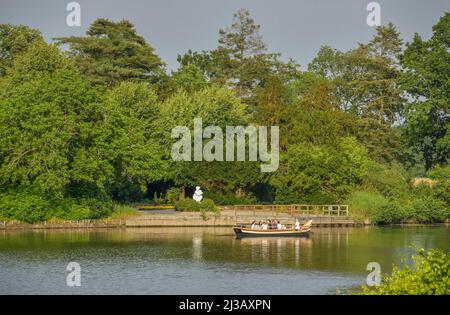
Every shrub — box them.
[0,189,53,223]
[175,198,200,212]
[408,197,448,223]
[361,248,450,295]
[362,161,410,199]
[175,198,218,213]
[199,198,217,212]
[428,165,450,208]
[165,187,180,203]
[346,190,390,220]
[53,197,113,221]
[373,201,405,224]
[0,188,114,223]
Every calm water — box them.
[0,226,448,295]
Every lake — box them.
[0,226,448,294]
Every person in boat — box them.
[251,221,256,229]
[277,220,282,230]
[262,221,268,230]
[294,219,300,230]
[271,219,277,229]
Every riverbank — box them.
[2,209,448,230]
[0,209,360,230]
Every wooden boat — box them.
[234,220,312,238]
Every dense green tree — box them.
[100,82,166,199]
[287,81,353,145]
[309,23,405,124]
[271,137,369,204]
[401,13,450,170]
[308,24,406,165]
[0,24,43,76]
[157,64,209,99]
[154,86,262,200]
[0,41,106,196]
[56,18,165,87]
[354,118,404,164]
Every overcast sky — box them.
[0,0,448,71]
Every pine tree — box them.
[56,19,164,87]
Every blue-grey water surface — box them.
[0,226,448,294]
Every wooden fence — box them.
[221,204,349,217]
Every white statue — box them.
[193,186,203,202]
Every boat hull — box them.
[233,227,310,238]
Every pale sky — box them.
[0,0,448,71]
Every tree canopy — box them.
[55,18,165,87]
[0,9,448,223]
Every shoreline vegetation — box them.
[1,200,449,230]
[360,248,450,295]
[0,10,449,226]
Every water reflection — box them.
[237,237,313,267]
[0,226,448,294]
[192,235,202,262]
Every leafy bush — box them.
[0,189,53,223]
[0,188,113,223]
[165,187,180,203]
[54,197,113,221]
[362,161,410,200]
[346,190,390,221]
[175,198,200,212]
[361,248,450,295]
[199,198,217,212]
[428,165,450,208]
[408,197,448,223]
[347,189,448,224]
[373,201,405,224]
[175,198,218,212]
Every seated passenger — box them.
[294,219,300,230]
[277,220,282,229]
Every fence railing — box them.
[221,204,349,217]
